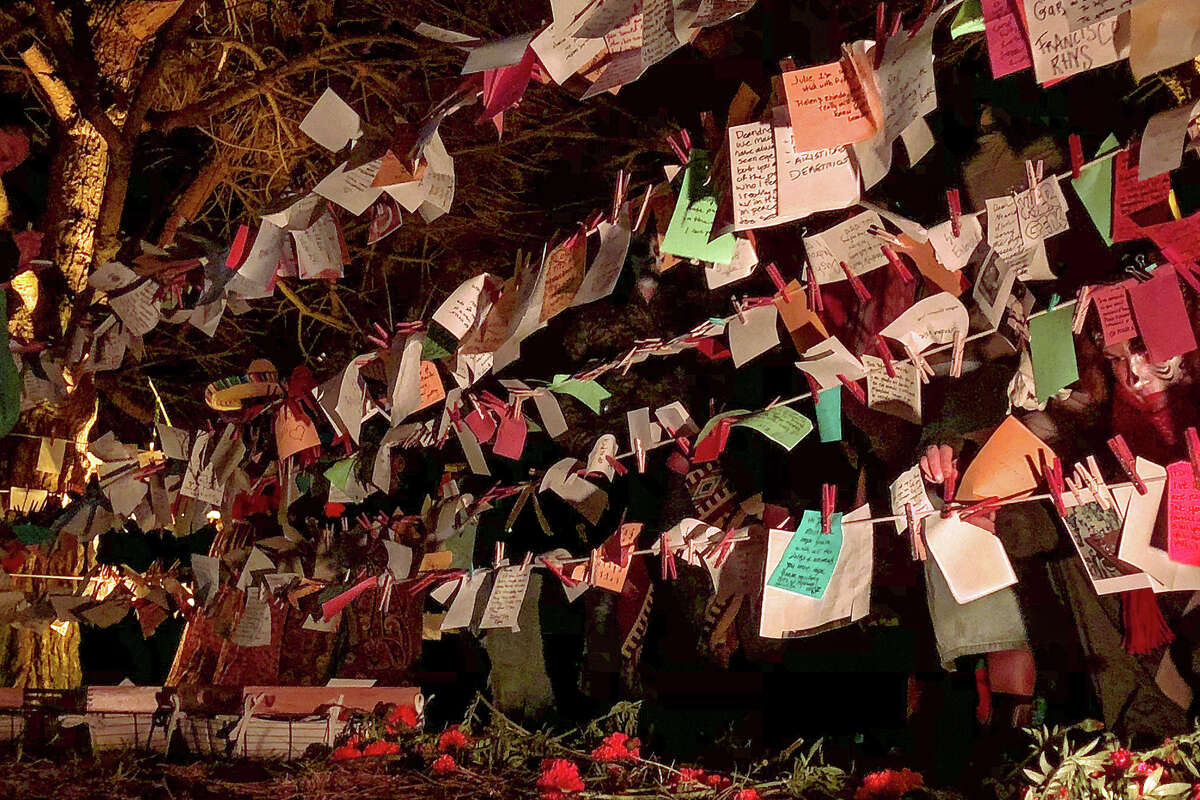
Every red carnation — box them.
[1111,749,1133,770]
[331,745,362,761]
[537,758,585,800]
[362,740,400,757]
[703,773,732,790]
[432,754,458,775]
[734,790,762,800]
[670,767,706,788]
[590,731,640,762]
[439,724,471,752]
[855,768,925,800]
[386,704,420,729]
[324,502,345,517]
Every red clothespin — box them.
[1107,434,1147,495]
[875,335,897,378]
[520,551,534,571]
[941,468,957,518]
[1186,427,1200,489]
[882,245,914,284]
[635,439,647,474]
[874,3,889,68]
[1069,134,1084,180]
[905,503,927,561]
[947,189,962,237]
[837,374,866,404]
[840,261,872,302]
[1040,451,1066,516]
[605,454,628,477]
[807,263,824,312]
[226,225,251,269]
[821,483,836,533]
[539,556,579,588]
[493,542,505,569]
[665,130,690,165]
[804,371,823,403]
[765,263,791,302]
[660,532,677,580]
[909,0,934,35]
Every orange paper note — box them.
[957,415,1057,501]
[783,57,879,152]
[416,361,445,411]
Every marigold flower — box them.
[855,768,925,800]
[439,724,471,752]
[537,758,585,800]
[432,754,458,775]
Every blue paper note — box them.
[767,510,842,598]
[815,387,842,443]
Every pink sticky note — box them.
[984,13,1032,79]
[491,414,528,460]
[463,408,497,444]
[1126,266,1198,363]
[1167,461,1200,566]
[1093,283,1137,347]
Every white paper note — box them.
[924,512,1017,604]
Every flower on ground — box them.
[331,745,362,761]
[432,754,458,775]
[439,724,471,752]
[855,768,925,800]
[1111,749,1133,769]
[670,767,706,788]
[386,704,420,729]
[734,789,762,800]
[537,758,585,800]
[703,773,732,791]
[362,740,400,757]
[591,731,640,762]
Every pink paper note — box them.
[1093,282,1137,347]
[1167,461,1200,566]
[1145,212,1200,263]
[1112,148,1173,243]
[463,408,497,444]
[1126,265,1198,363]
[322,576,377,621]
[985,13,1033,78]
[491,414,528,460]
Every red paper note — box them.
[1093,282,1137,347]
[985,13,1033,78]
[1167,461,1200,566]
[463,408,497,444]
[1126,265,1198,363]
[491,413,528,460]
[1145,212,1200,264]
[1112,148,1173,243]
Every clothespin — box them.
[1064,475,1085,506]
[1186,427,1200,489]
[732,296,748,324]
[660,532,677,580]
[882,245,914,283]
[605,454,628,477]
[493,542,505,569]
[947,189,962,237]
[960,495,1001,522]
[1086,455,1116,510]
[804,371,823,403]
[633,183,655,234]
[903,344,934,384]
[1107,434,1146,495]
[909,0,934,36]
[1072,286,1093,334]
[876,335,897,378]
[520,551,534,571]
[950,329,965,379]
[1025,159,1044,204]
[941,468,957,518]
[635,439,647,474]
[837,374,866,404]
[1074,460,1110,511]
[1040,451,1066,516]
[821,483,836,533]
[611,169,629,223]
[665,130,690,165]
[840,261,872,302]
[539,556,579,588]
[765,263,791,302]
[1069,134,1084,180]
[806,263,824,312]
[874,3,889,68]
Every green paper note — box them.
[768,510,842,598]
[696,409,752,444]
[1072,159,1114,246]
[324,458,356,491]
[735,405,813,450]
[548,375,610,414]
[815,387,842,443]
[1029,305,1079,403]
[446,519,478,570]
[950,0,985,39]
[0,294,19,439]
[421,333,453,361]
[12,524,52,546]
[660,149,737,263]
[1097,133,1120,158]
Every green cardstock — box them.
[950,0,985,39]
[734,405,813,450]
[767,510,842,598]
[660,149,738,263]
[548,375,610,414]
[815,387,842,443]
[1072,159,1114,246]
[323,458,356,491]
[0,294,19,439]
[1029,304,1080,403]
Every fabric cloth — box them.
[924,556,1029,671]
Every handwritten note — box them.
[1112,148,1172,242]
[1022,0,1129,83]
[726,303,780,367]
[767,510,842,598]
[572,204,631,306]
[986,177,1070,278]
[1063,0,1135,30]
[890,465,936,534]
[880,292,969,354]
[863,354,922,424]
[530,5,607,84]
[729,122,779,230]
[1093,282,1137,346]
[230,592,272,647]
[803,211,891,285]
[783,58,879,151]
[660,149,737,263]
[539,233,586,322]
[773,108,859,220]
[982,0,1033,78]
[1166,461,1200,566]
[929,214,983,271]
[734,405,813,450]
[292,210,344,281]
[875,14,938,143]
[479,565,532,631]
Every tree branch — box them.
[122,0,204,142]
[146,35,416,132]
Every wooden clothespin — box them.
[941,468,957,518]
[840,261,872,302]
[1072,285,1093,334]
[1086,455,1116,510]
[635,439,647,474]
[882,245,914,283]
[765,263,792,302]
[606,454,628,477]
[1186,427,1200,489]
[950,329,965,379]
[904,502,927,560]
[874,3,890,68]
[807,263,824,312]
[1025,159,1044,204]
[903,343,935,384]
[493,542,505,569]
[837,374,866,404]
[875,335,897,378]
[732,296,748,325]
[611,169,629,223]
[947,189,963,237]
[821,483,836,533]
[1107,434,1147,495]
[1064,475,1085,506]
[1069,134,1084,181]
[633,183,655,234]
[660,532,677,580]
